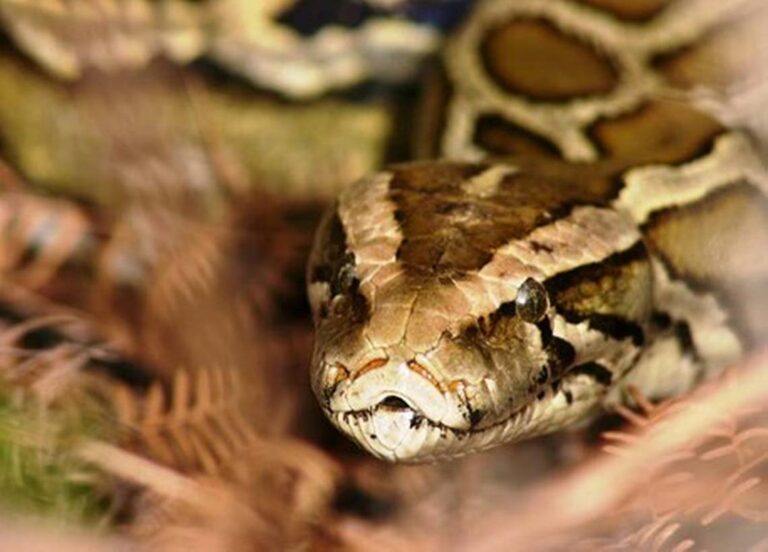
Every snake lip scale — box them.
[325,360,609,462]
[326,399,532,463]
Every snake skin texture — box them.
[307,0,768,462]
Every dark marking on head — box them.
[481,301,518,335]
[652,313,703,369]
[674,320,698,360]
[480,18,619,101]
[308,207,369,323]
[309,208,348,286]
[583,314,645,346]
[535,317,553,347]
[497,301,517,317]
[409,413,425,429]
[389,162,490,273]
[322,382,338,405]
[388,161,621,276]
[570,361,613,386]
[463,322,482,342]
[546,337,576,377]
[336,261,360,295]
[545,241,650,345]
[650,310,673,330]
[390,161,488,194]
[335,286,368,325]
[544,240,648,290]
[564,390,574,404]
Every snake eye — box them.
[515,277,549,323]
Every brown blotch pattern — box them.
[588,100,724,166]
[643,182,768,344]
[643,182,768,288]
[389,161,621,274]
[473,114,561,159]
[480,18,619,101]
[575,0,671,22]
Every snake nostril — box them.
[378,395,412,410]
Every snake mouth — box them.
[329,401,507,462]
[328,401,441,462]
[327,392,513,462]
[326,372,603,462]
[378,395,412,410]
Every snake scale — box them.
[307,0,768,462]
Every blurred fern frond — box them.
[102,367,262,478]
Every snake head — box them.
[307,162,652,462]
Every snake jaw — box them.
[324,357,450,425]
[327,367,608,462]
[315,353,499,460]
[315,329,614,461]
